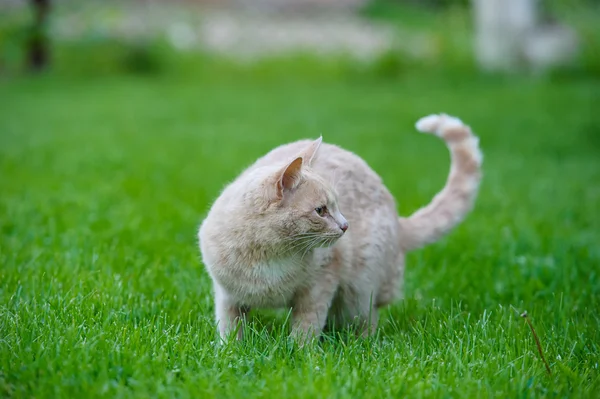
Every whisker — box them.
[300,236,325,259]
[281,233,323,242]
[280,236,314,254]
[281,233,326,256]
[297,236,320,259]
[278,230,342,259]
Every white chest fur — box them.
[215,250,332,309]
[247,258,306,307]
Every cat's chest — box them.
[215,248,334,308]
[224,251,332,308]
[238,258,309,307]
[252,257,301,283]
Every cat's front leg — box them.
[290,268,340,343]
[214,283,247,341]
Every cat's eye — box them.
[315,206,327,217]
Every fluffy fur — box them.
[198,114,482,341]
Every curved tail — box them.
[399,114,483,252]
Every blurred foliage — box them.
[55,37,167,76]
[561,2,600,78]
[376,0,600,8]
[0,9,29,73]
[0,0,599,79]
[363,0,600,79]
[367,0,469,8]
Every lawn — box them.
[1,9,600,399]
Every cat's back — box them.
[250,139,396,210]
[249,140,317,169]
[250,140,375,179]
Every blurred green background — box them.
[1,0,599,398]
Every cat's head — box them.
[253,137,348,254]
[200,138,348,266]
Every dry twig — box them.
[521,311,551,375]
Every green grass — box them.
[1,7,600,394]
[1,58,598,398]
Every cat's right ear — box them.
[299,136,322,166]
[275,157,303,199]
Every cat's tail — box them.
[399,114,483,252]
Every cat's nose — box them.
[340,222,348,232]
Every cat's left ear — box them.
[271,156,303,200]
[299,136,322,166]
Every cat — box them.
[198,113,482,341]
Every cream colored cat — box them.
[199,113,482,341]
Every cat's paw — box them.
[415,113,465,137]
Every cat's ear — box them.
[276,156,303,198]
[299,136,322,166]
